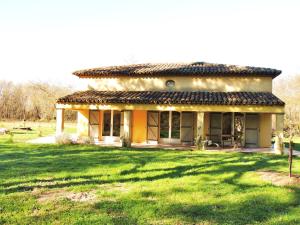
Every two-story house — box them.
[56,62,285,148]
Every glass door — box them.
[102,110,111,136]
[102,110,121,142]
[210,113,222,144]
[113,111,121,136]
[222,112,233,147]
[159,111,169,139]
[181,112,194,143]
[171,111,181,139]
[159,111,181,144]
[245,113,259,147]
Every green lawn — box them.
[283,137,300,151]
[0,142,300,225]
[0,122,300,224]
[1,120,300,150]
[0,121,76,143]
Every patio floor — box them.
[27,135,300,157]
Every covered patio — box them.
[55,90,285,149]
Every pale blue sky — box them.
[0,0,299,88]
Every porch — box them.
[56,109,284,148]
[56,90,284,148]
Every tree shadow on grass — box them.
[2,143,300,224]
[0,144,297,187]
[0,143,219,180]
[91,188,300,225]
[164,191,300,225]
[1,150,293,195]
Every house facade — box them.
[56,62,285,148]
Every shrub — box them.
[7,131,14,143]
[38,125,43,137]
[120,136,131,147]
[194,135,205,150]
[76,136,94,145]
[0,128,9,135]
[55,133,74,145]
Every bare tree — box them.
[284,119,300,177]
[274,74,300,126]
[0,80,76,121]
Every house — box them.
[56,62,285,148]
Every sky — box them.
[0,0,300,89]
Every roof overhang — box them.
[57,90,285,106]
[73,62,282,79]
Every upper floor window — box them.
[165,80,175,88]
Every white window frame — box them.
[102,110,121,143]
[159,111,181,144]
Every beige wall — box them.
[84,76,273,92]
[74,109,274,147]
[77,109,89,137]
[259,113,272,148]
[132,110,147,143]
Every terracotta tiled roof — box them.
[57,91,285,106]
[73,62,281,78]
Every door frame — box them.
[146,110,197,145]
[101,110,121,143]
[180,111,194,144]
[89,110,100,140]
[159,111,181,144]
[147,111,159,144]
[209,112,248,147]
[209,112,222,144]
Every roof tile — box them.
[73,62,281,78]
[57,91,285,106]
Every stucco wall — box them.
[132,110,147,143]
[84,76,272,92]
[75,109,274,147]
[259,113,272,148]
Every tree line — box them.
[273,74,300,125]
[1,75,300,123]
[0,80,76,121]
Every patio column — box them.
[196,112,205,140]
[232,112,235,146]
[242,113,246,147]
[274,114,284,154]
[56,108,64,135]
[122,110,132,147]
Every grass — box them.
[1,120,300,150]
[0,142,300,225]
[0,121,300,224]
[0,121,76,143]
[283,137,300,151]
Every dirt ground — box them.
[258,171,300,187]
[33,189,97,203]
